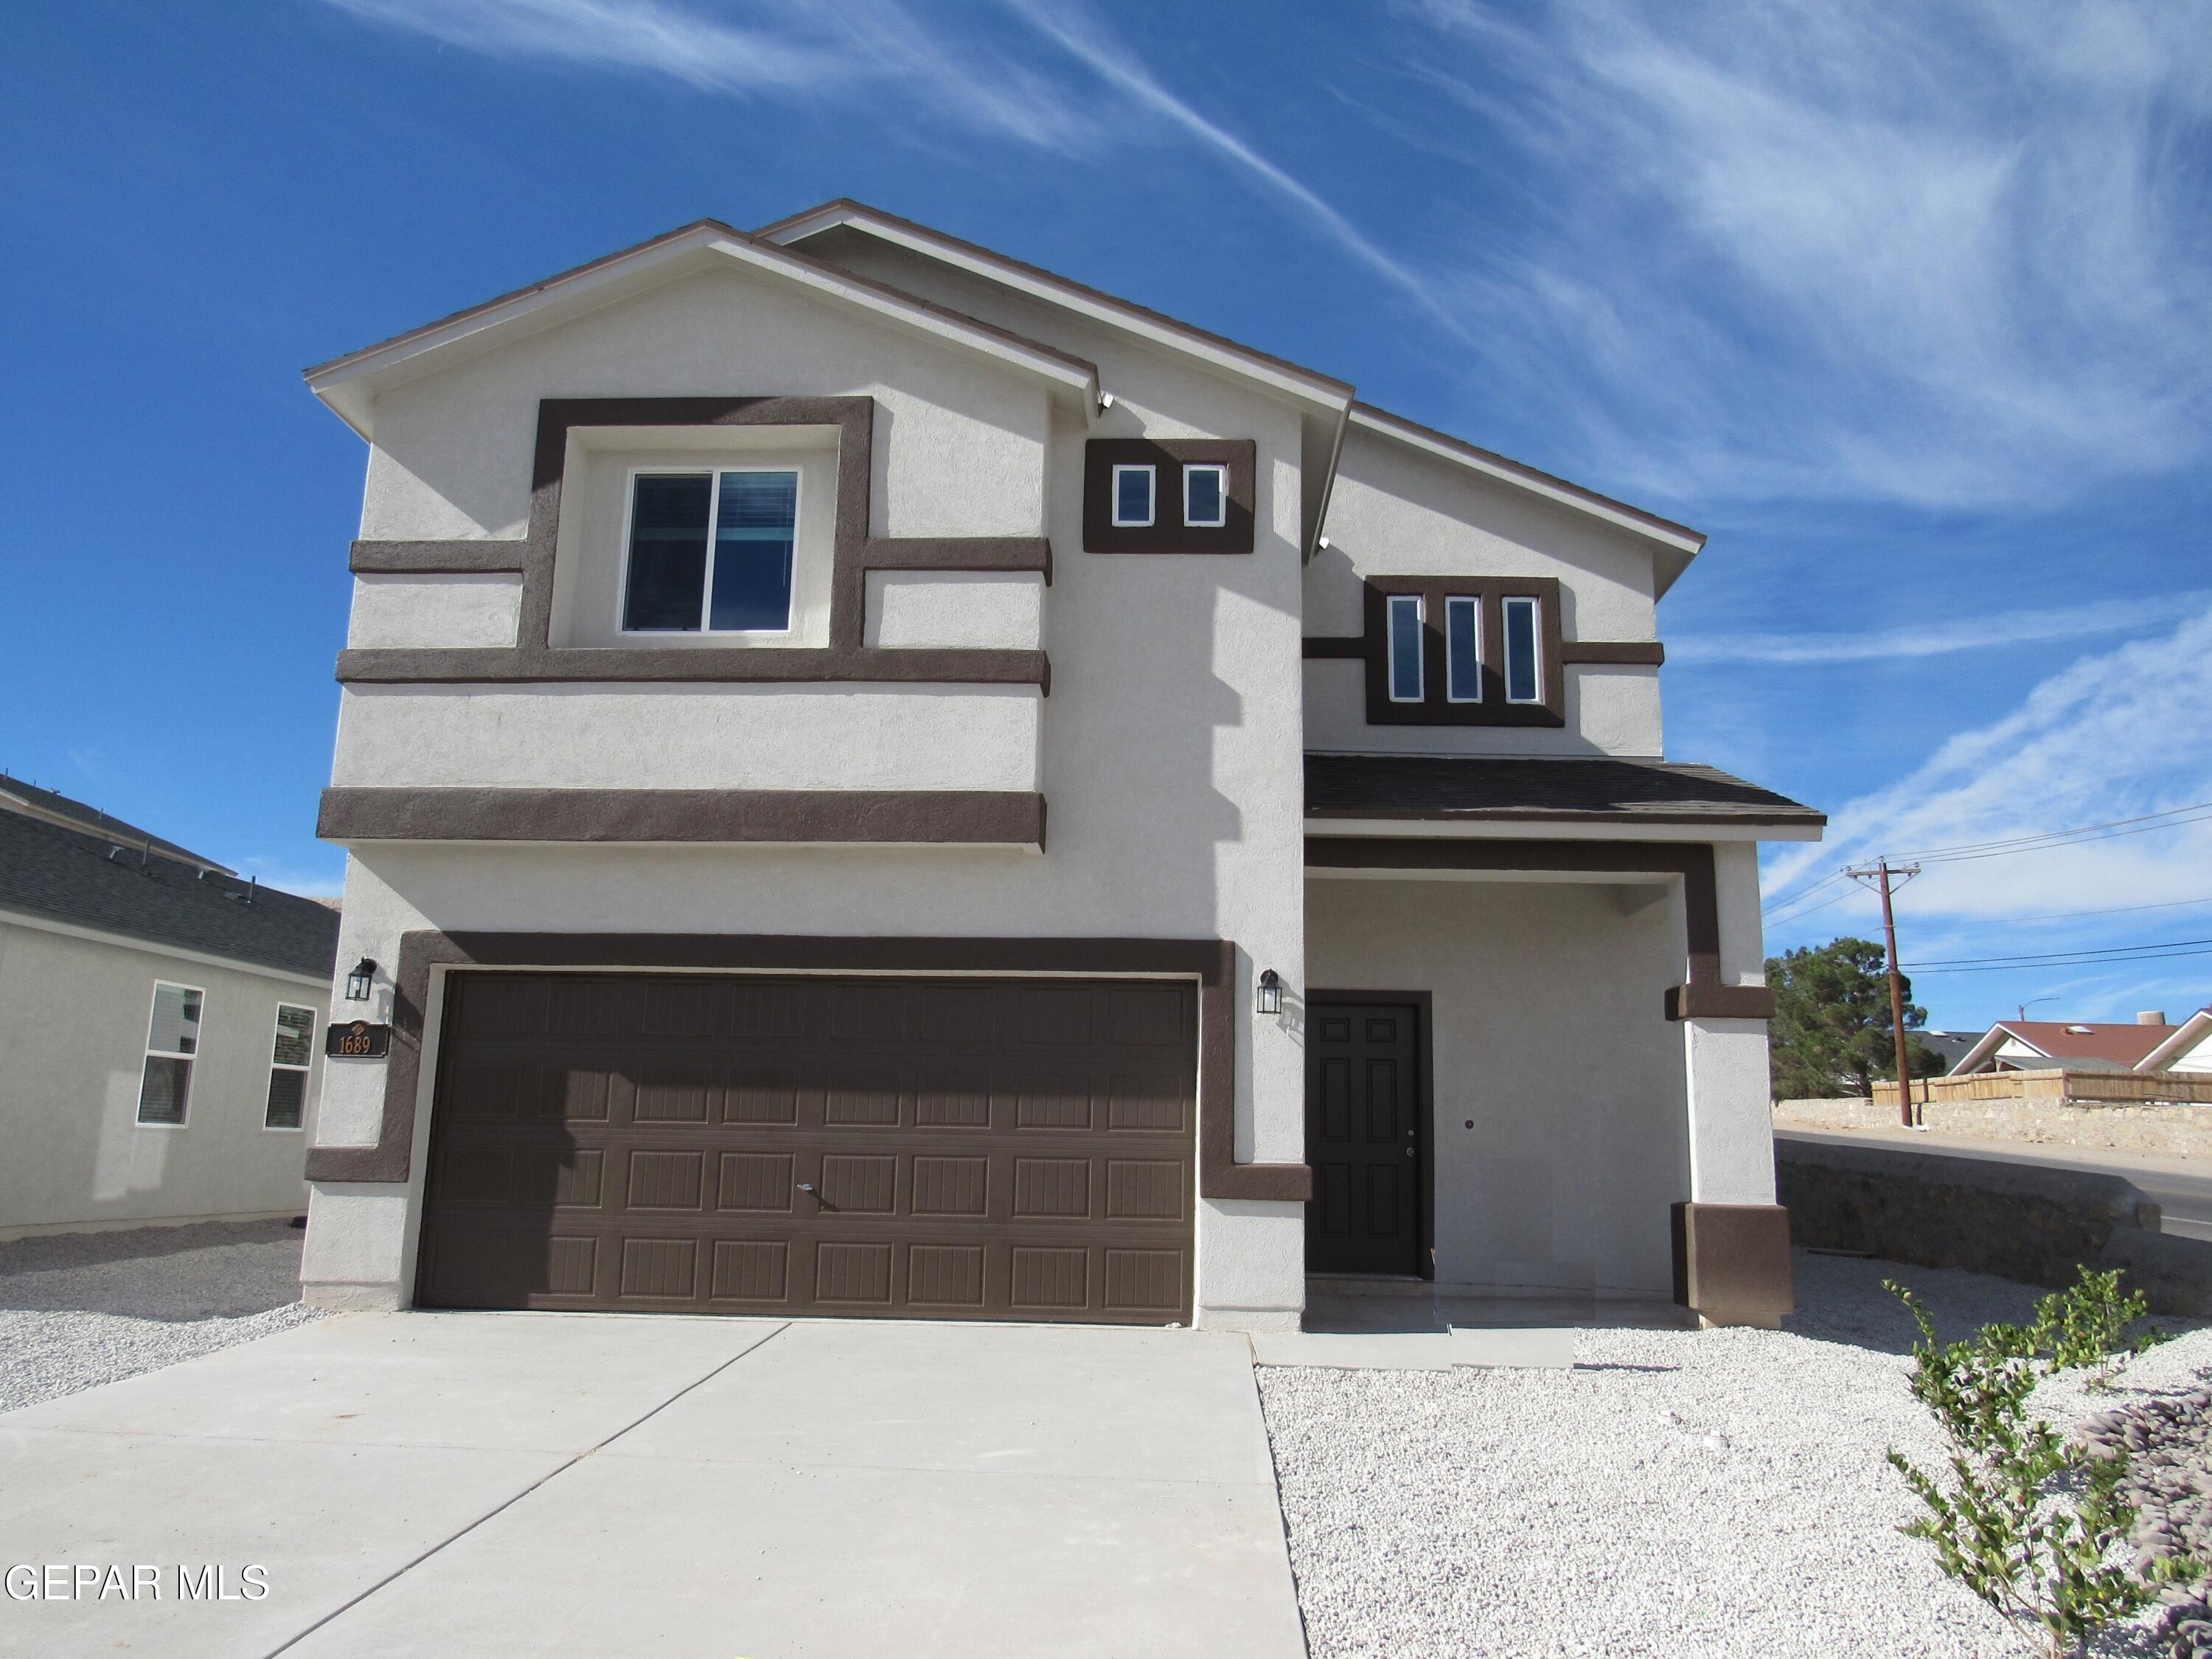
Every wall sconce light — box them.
[1255,968,1283,1017]
[345,957,378,1002]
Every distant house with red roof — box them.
[1952,1008,2212,1076]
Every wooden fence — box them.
[1873,1068,2212,1108]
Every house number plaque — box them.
[326,1020,392,1059]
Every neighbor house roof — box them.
[0,810,339,980]
[303,218,1102,439]
[0,773,230,874]
[1303,755,1825,830]
[2138,1007,2212,1072]
[759,201,1705,568]
[1951,1019,2183,1075]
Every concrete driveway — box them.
[0,1313,1307,1658]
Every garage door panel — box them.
[419,973,1195,1324]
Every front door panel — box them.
[1304,1001,1423,1276]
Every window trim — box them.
[1110,464,1158,528]
[137,979,205,1130]
[1501,594,1543,705]
[265,1002,316,1133]
[1182,463,1228,529]
[615,463,804,639]
[1354,576,1565,727]
[1385,594,1426,703]
[1444,595,1483,703]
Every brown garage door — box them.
[416,972,1196,1324]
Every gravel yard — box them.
[0,1218,326,1413]
[1260,1250,2212,1659]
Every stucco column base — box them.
[1672,1201,1793,1327]
[301,1281,406,1312]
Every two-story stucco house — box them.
[297,201,1823,1332]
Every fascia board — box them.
[1346,404,1706,562]
[2138,1010,2212,1072]
[1301,815,1820,844]
[305,224,1099,440]
[764,206,1352,415]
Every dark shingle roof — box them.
[0,773,229,872]
[1305,754,1825,827]
[0,811,339,978]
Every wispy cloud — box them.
[1762,605,2212,953]
[1677,591,2212,666]
[1398,0,2212,509]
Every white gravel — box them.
[1259,1250,2211,1659]
[0,1219,327,1414]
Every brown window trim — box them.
[1082,438,1256,554]
[1304,836,1775,1023]
[338,397,1052,689]
[317,787,1046,847]
[1362,576,1563,727]
[304,931,1312,1206]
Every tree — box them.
[1766,936,1940,1100]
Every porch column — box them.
[1672,841,1793,1328]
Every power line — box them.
[1894,800,2212,860]
[1906,934,2212,969]
[1760,867,1852,918]
[1966,893,2212,926]
[1909,945,2212,976]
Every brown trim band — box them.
[338,397,1053,688]
[1082,438,1257,554]
[1304,836,1775,1022]
[1559,641,1665,667]
[333,645,1051,689]
[1299,636,1366,659]
[318,787,1046,846]
[305,932,1312,1205]
[1363,577,1566,728]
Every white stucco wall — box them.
[1305,874,1691,1297]
[312,255,1316,1326]
[0,915,323,1234]
[865,571,1045,650]
[1303,423,1666,758]
[347,574,523,650]
[330,683,1044,793]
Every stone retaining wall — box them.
[1776,1096,2212,1162]
[1775,1137,2212,1317]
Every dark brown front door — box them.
[1305,999,1424,1276]
[415,972,1196,1324]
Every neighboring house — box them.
[1913,1029,1986,1074]
[296,201,1825,1331]
[0,778,339,1236]
[1950,1012,2202,1075]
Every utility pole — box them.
[1847,859,1921,1127]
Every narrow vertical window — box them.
[1386,594,1425,702]
[139,981,203,1126]
[265,1004,315,1130]
[1503,596,1542,703]
[709,470,799,631]
[1112,464,1156,526]
[1445,597,1482,702]
[622,473,712,631]
[1183,464,1227,527]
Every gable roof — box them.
[1953,1018,2181,1074]
[0,773,230,874]
[0,810,339,980]
[304,219,1102,439]
[2139,1008,2212,1072]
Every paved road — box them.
[0,1312,1304,1659]
[1777,1125,2212,1242]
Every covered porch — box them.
[1300,754,1826,1329]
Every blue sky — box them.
[2,0,2208,1029]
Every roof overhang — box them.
[1953,1023,2050,1074]
[2138,1009,2212,1072]
[1345,404,1705,594]
[757,199,1354,418]
[305,220,1102,442]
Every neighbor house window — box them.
[1444,596,1482,702]
[1503,595,1541,703]
[1386,594,1425,702]
[621,469,799,634]
[265,1004,315,1130]
[138,981,203,1126]
[1112,464,1156,527]
[1183,464,1227,528]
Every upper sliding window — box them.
[138,981,203,1127]
[1183,465,1228,529]
[1112,465,1157,528]
[622,469,799,634]
[1360,577,1563,726]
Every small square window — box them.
[1445,597,1482,701]
[1112,465,1156,527]
[1386,594,1425,702]
[1183,465,1227,528]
